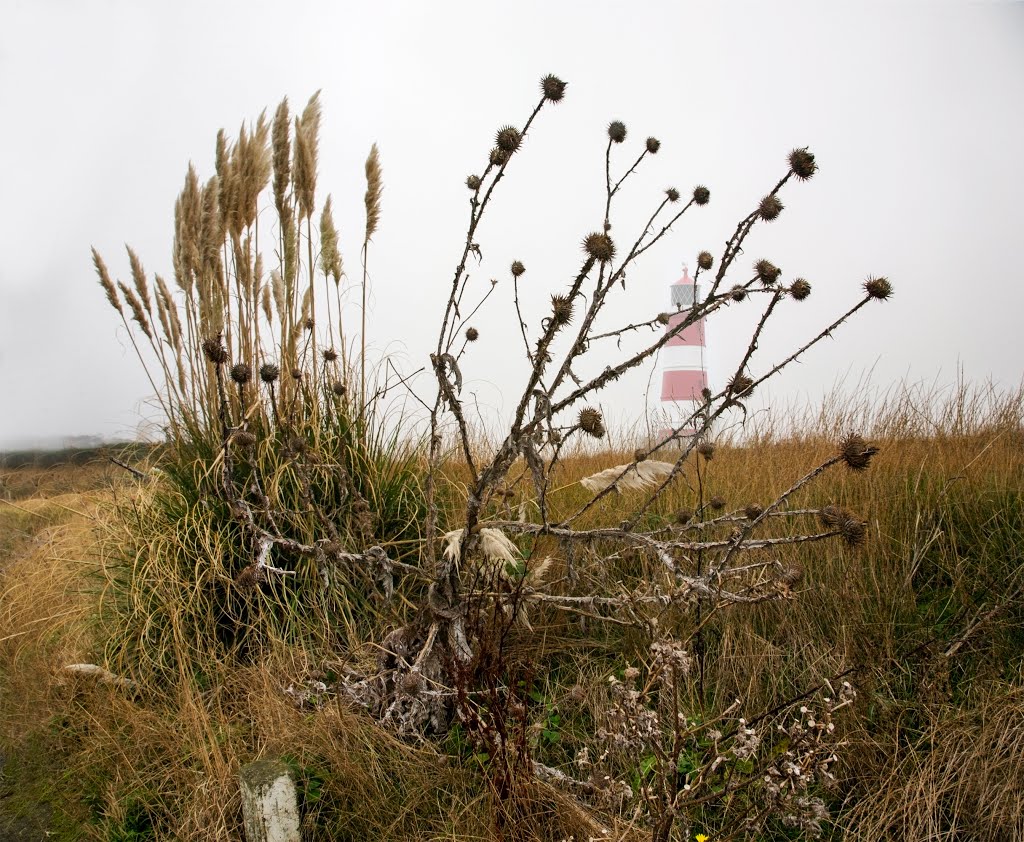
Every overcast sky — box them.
[1,1,1021,448]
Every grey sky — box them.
[1,1,1022,448]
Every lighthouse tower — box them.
[660,263,708,437]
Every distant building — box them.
[660,263,708,438]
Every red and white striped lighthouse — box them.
[660,263,708,437]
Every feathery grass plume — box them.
[270,270,285,319]
[320,195,342,284]
[172,166,202,295]
[117,281,152,339]
[91,248,123,315]
[293,91,322,220]
[442,528,519,566]
[125,246,152,313]
[236,111,272,230]
[155,275,182,350]
[363,143,383,244]
[261,282,273,324]
[271,97,291,215]
[580,460,675,494]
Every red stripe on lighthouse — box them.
[661,368,708,402]
[665,313,705,347]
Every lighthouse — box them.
[660,263,708,437]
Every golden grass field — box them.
[1,385,1022,841]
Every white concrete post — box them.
[239,759,301,842]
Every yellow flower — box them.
[695,835,710,842]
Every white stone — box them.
[239,760,301,842]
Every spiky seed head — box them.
[657,312,670,326]
[496,125,522,153]
[697,251,714,271]
[230,363,251,384]
[233,431,257,449]
[788,148,817,180]
[692,185,711,205]
[607,121,627,143]
[259,363,280,384]
[511,260,526,277]
[701,387,713,401]
[818,505,867,547]
[322,348,338,362]
[666,187,681,203]
[541,74,567,102]
[646,137,661,154]
[864,276,892,300]
[744,503,764,520]
[304,317,315,330]
[578,407,605,438]
[790,278,812,300]
[551,294,574,326]
[780,564,804,586]
[710,495,726,511]
[840,433,879,471]
[489,147,509,167]
[291,368,303,380]
[583,232,616,263]
[675,508,694,525]
[697,441,715,461]
[235,564,262,592]
[730,285,747,302]
[400,671,423,695]
[730,373,755,396]
[819,505,842,528]
[755,259,782,285]
[332,380,347,396]
[633,448,647,463]
[202,337,228,365]
[466,174,481,190]
[758,194,783,221]
[465,326,479,342]
[288,435,307,455]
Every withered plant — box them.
[347,75,894,839]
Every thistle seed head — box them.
[780,564,804,586]
[864,276,893,300]
[583,232,616,263]
[666,187,681,203]
[322,348,338,362]
[657,312,670,326]
[489,147,509,167]
[466,174,481,190]
[710,495,726,511]
[551,294,574,326]
[692,185,710,205]
[496,125,522,153]
[465,326,479,341]
[758,194,783,221]
[790,278,812,300]
[202,337,228,365]
[233,431,257,449]
[633,448,646,462]
[511,260,526,277]
[259,363,280,384]
[304,317,315,330]
[701,387,713,402]
[332,380,347,396]
[744,503,764,520]
[578,407,605,438]
[730,285,747,302]
[607,121,627,143]
[675,508,694,525]
[697,441,715,461]
[541,74,567,102]
[755,259,782,285]
[840,433,879,471]
[788,147,817,180]
[230,363,251,385]
[291,368,303,380]
[697,251,714,271]
[819,505,867,547]
[288,435,307,455]
[729,373,755,397]
[646,137,661,154]
[235,564,262,593]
